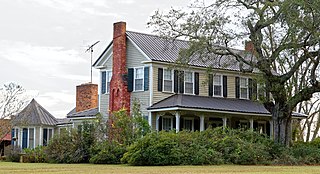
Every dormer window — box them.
[184,72,193,94]
[240,77,248,99]
[213,75,222,96]
[163,69,173,92]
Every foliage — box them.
[89,140,126,164]
[122,128,273,166]
[148,0,320,146]
[46,122,95,163]
[23,146,47,163]
[7,146,22,162]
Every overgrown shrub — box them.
[23,146,47,163]
[7,146,22,162]
[89,140,126,164]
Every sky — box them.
[0,0,191,118]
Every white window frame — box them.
[106,70,112,94]
[162,116,173,131]
[183,117,194,131]
[184,71,194,94]
[213,74,222,97]
[163,69,174,93]
[240,77,249,99]
[134,67,144,91]
[43,128,54,146]
[28,127,35,149]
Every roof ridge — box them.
[126,30,189,43]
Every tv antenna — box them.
[86,41,100,83]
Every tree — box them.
[0,82,28,147]
[148,0,320,146]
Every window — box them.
[240,77,248,99]
[43,128,53,146]
[213,75,222,96]
[162,117,173,131]
[257,121,266,134]
[239,120,249,130]
[184,72,193,94]
[163,69,173,92]
[106,70,112,93]
[184,118,194,131]
[29,128,34,149]
[134,67,144,91]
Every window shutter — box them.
[101,71,106,94]
[158,68,163,91]
[209,74,213,97]
[144,67,149,91]
[127,68,134,92]
[249,78,253,100]
[253,79,257,100]
[235,77,240,98]
[11,129,15,145]
[22,128,28,149]
[223,75,228,97]
[174,70,178,93]
[194,72,199,95]
[179,71,184,93]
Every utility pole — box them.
[86,41,100,83]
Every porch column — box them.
[200,115,205,131]
[148,112,152,128]
[269,120,274,139]
[156,115,160,131]
[250,118,254,131]
[175,112,180,133]
[222,117,227,130]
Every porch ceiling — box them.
[148,94,271,116]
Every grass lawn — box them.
[1,162,320,174]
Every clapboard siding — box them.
[126,39,148,68]
[131,92,150,116]
[199,71,208,96]
[227,75,236,98]
[152,64,174,104]
[100,94,109,118]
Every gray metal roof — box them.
[56,118,72,125]
[126,31,254,71]
[148,94,271,115]
[67,107,99,118]
[12,99,58,126]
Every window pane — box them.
[214,86,221,96]
[185,72,193,82]
[135,68,143,79]
[184,120,192,131]
[213,75,221,85]
[164,69,172,80]
[185,82,193,94]
[163,118,172,131]
[240,88,248,98]
[240,78,247,87]
[107,82,110,93]
[135,79,143,91]
[164,80,172,92]
[107,71,112,82]
[48,129,53,142]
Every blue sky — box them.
[0,0,190,118]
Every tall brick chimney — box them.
[109,22,131,114]
[245,40,256,55]
[76,83,98,112]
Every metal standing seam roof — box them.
[12,99,58,126]
[148,94,271,115]
[66,107,99,118]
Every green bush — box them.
[23,146,47,163]
[7,146,22,162]
[89,140,126,164]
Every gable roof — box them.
[12,99,58,126]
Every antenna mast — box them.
[86,41,100,83]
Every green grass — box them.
[1,162,320,174]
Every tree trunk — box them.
[273,102,292,146]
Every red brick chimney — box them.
[76,83,98,112]
[109,22,131,114]
[245,40,256,55]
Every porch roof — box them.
[148,94,271,116]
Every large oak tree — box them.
[148,0,320,146]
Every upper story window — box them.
[213,75,222,96]
[184,72,193,94]
[163,69,173,92]
[106,71,112,93]
[240,77,248,99]
[134,67,144,91]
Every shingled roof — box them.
[94,31,254,72]
[148,94,271,116]
[67,107,98,118]
[12,99,58,126]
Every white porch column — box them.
[222,117,227,130]
[156,115,160,131]
[200,115,205,131]
[250,118,254,131]
[175,112,180,133]
[148,112,152,128]
[269,120,274,139]
[39,126,42,146]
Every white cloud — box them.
[118,0,135,4]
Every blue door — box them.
[22,128,28,149]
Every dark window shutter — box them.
[194,72,199,95]
[235,77,240,98]
[209,74,213,96]
[253,79,257,100]
[144,67,149,91]
[223,75,228,98]
[174,70,178,93]
[159,116,162,131]
[22,128,28,149]
[173,117,176,130]
[179,71,184,93]
[127,68,134,92]
[158,68,163,91]
[101,71,106,94]
[249,78,253,100]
